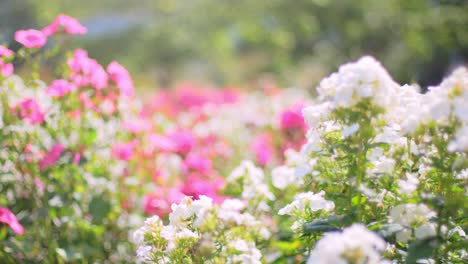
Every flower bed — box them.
[0,15,466,264]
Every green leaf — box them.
[82,129,97,146]
[302,216,345,234]
[88,195,111,224]
[406,237,438,264]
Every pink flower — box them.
[15,29,47,48]
[0,45,13,57]
[181,174,225,201]
[73,152,81,165]
[123,119,152,134]
[34,177,45,193]
[39,143,65,170]
[0,59,13,77]
[42,14,87,36]
[149,134,176,152]
[79,93,95,110]
[251,133,275,167]
[184,153,212,173]
[280,104,306,131]
[67,49,108,89]
[46,79,76,98]
[112,141,137,161]
[0,208,24,235]
[168,130,195,155]
[143,188,184,217]
[15,98,45,125]
[107,61,134,97]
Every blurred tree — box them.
[1,0,467,88]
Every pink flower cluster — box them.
[0,45,14,77]
[39,143,65,170]
[13,98,45,125]
[42,14,87,36]
[115,85,307,218]
[15,14,87,49]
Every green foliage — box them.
[3,0,466,86]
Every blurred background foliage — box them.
[0,0,467,90]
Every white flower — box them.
[389,204,436,227]
[389,204,437,243]
[136,245,153,261]
[221,199,245,211]
[228,161,275,201]
[271,166,297,189]
[228,239,262,264]
[415,224,436,240]
[307,224,387,264]
[316,56,399,109]
[131,227,148,244]
[342,123,360,138]
[278,191,334,216]
[367,148,395,175]
[456,169,468,180]
[398,173,419,194]
[169,197,195,227]
[448,125,468,152]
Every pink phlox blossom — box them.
[42,14,87,36]
[14,29,47,48]
[0,207,24,235]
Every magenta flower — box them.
[181,174,225,201]
[143,188,184,217]
[168,130,195,155]
[39,143,65,170]
[67,49,108,89]
[0,59,13,77]
[42,14,87,36]
[112,141,137,161]
[46,79,76,98]
[149,134,176,152]
[107,61,134,97]
[251,133,275,167]
[14,29,47,48]
[280,104,306,131]
[0,207,24,235]
[16,98,45,125]
[0,45,13,57]
[184,153,213,173]
[123,120,152,134]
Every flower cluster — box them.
[133,196,265,263]
[1,13,466,264]
[0,14,137,262]
[275,56,468,263]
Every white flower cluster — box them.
[314,56,399,110]
[228,160,275,211]
[133,195,265,263]
[389,204,437,243]
[271,149,313,189]
[307,224,388,264]
[279,191,334,231]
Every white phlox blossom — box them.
[228,160,275,202]
[227,239,262,264]
[422,68,468,151]
[398,172,419,194]
[367,148,395,176]
[279,190,335,216]
[389,204,437,243]
[133,195,265,263]
[307,224,388,264]
[315,56,400,109]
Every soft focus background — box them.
[1,0,467,90]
